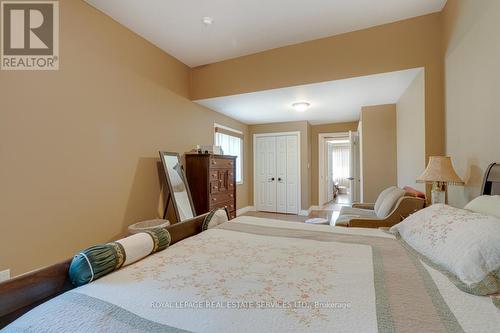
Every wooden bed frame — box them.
[481,163,500,195]
[0,213,209,328]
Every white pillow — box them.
[375,187,405,218]
[464,195,500,219]
[390,204,500,296]
[374,186,397,214]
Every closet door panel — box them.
[256,137,267,211]
[256,136,277,212]
[264,137,277,212]
[276,136,287,213]
[286,135,299,214]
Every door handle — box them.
[347,177,355,180]
[268,177,275,182]
[278,177,285,182]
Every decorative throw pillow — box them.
[403,186,426,199]
[390,204,500,296]
[69,228,170,286]
[375,187,406,218]
[464,195,500,219]
[202,208,229,231]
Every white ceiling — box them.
[195,68,423,125]
[85,0,446,67]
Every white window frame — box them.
[214,123,244,185]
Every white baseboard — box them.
[0,269,10,282]
[236,206,255,216]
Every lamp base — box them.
[431,182,446,204]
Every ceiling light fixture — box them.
[292,102,311,112]
[202,16,214,26]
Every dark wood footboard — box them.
[0,213,208,328]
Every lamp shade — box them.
[417,156,464,185]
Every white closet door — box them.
[276,136,287,213]
[286,135,299,214]
[256,136,277,212]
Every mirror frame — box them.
[159,151,196,222]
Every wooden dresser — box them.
[185,154,237,219]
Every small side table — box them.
[128,219,170,234]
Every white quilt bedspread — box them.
[4,217,500,333]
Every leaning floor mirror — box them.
[159,151,196,222]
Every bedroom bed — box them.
[1,163,500,332]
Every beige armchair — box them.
[335,186,426,228]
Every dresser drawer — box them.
[209,181,220,193]
[210,183,234,194]
[210,158,234,169]
[210,200,235,212]
[209,170,219,181]
[209,170,235,193]
[210,192,234,205]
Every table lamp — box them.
[417,156,464,204]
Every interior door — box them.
[348,131,360,203]
[285,135,299,214]
[326,141,334,202]
[276,136,287,213]
[256,136,277,212]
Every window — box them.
[331,142,350,187]
[214,124,244,184]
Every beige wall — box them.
[310,122,359,206]
[248,121,311,210]
[0,0,249,276]
[190,13,445,169]
[443,0,500,207]
[360,105,398,202]
[396,69,425,191]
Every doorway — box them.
[318,131,360,207]
[254,132,301,214]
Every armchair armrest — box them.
[351,203,375,210]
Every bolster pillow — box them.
[202,208,229,231]
[69,228,170,286]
